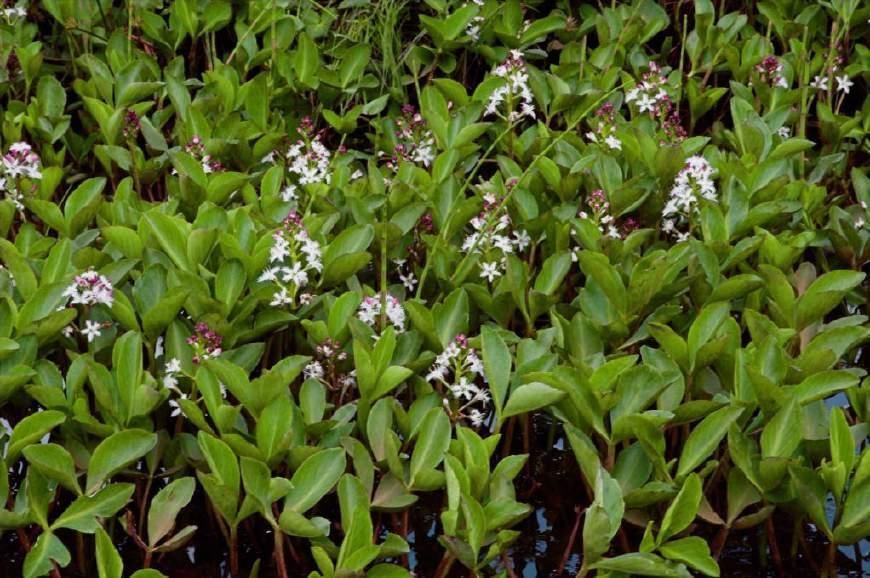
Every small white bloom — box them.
[512,229,531,251]
[810,75,829,90]
[81,320,102,343]
[480,261,502,283]
[604,135,622,151]
[270,287,293,307]
[776,126,791,139]
[835,75,853,94]
[165,358,182,374]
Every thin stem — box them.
[558,506,585,574]
[273,525,289,578]
[227,8,273,65]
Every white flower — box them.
[155,336,165,358]
[163,373,179,390]
[304,361,324,381]
[63,269,114,307]
[165,358,182,374]
[466,16,484,41]
[485,52,535,121]
[280,185,298,202]
[62,326,75,338]
[81,320,102,343]
[776,126,791,139]
[835,75,853,94]
[512,229,531,251]
[282,262,309,287]
[270,287,293,307]
[258,267,278,283]
[357,296,406,334]
[480,261,502,283]
[400,271,417,291]
[810,75,829,90]
[269,233,291,263]
[287,137,332,187]
[604,135,622,151]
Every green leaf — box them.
[481,326,511,419]
[788,465,831,537]
[6,410,65,463]
[294,32,320,88]
[144,212,192,272]
[256,396,294,463]
[409,408,451,488]
[113,331,143,425]
[64,177,106,236]
[95,527,123,578]
[658,474,702,544]
[86,430,158,495]
[23,532,70,578]
[577,251,627,317]
[215,259,246,310]
[760,396,800,459]
[339,44,371,88]
[534,252,572,296]
[677,405,743,478]
[23,444,80,495]
[433,288,469,348]
[659,536,720,577]
[148,477,196,547]
[593,552,692,577]
[53,483,136,532]
[501,382,565,421]
[795,271,865,329]
[284,448,346,514]
[687,302,729,371]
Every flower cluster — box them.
[303,338,356,395]
[754,56,789,88]
[278,117,333,203]
[186,323,223,364]
[259,212,322,308]
[63,269,114,307]
[574,189,622,244]
[625,63,686,144]
[462,188,531,284]
[485,50,536,122]
[426,334,490,428]
[585,103,622,151]
[662,156,717,241]
[1,142,42,212]
[357,295,407,335]
[383,105,436,170]
[186,136,222,173]
[625,62,670,115]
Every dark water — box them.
[0,415,867,577]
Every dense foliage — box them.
[0,0,868,576]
